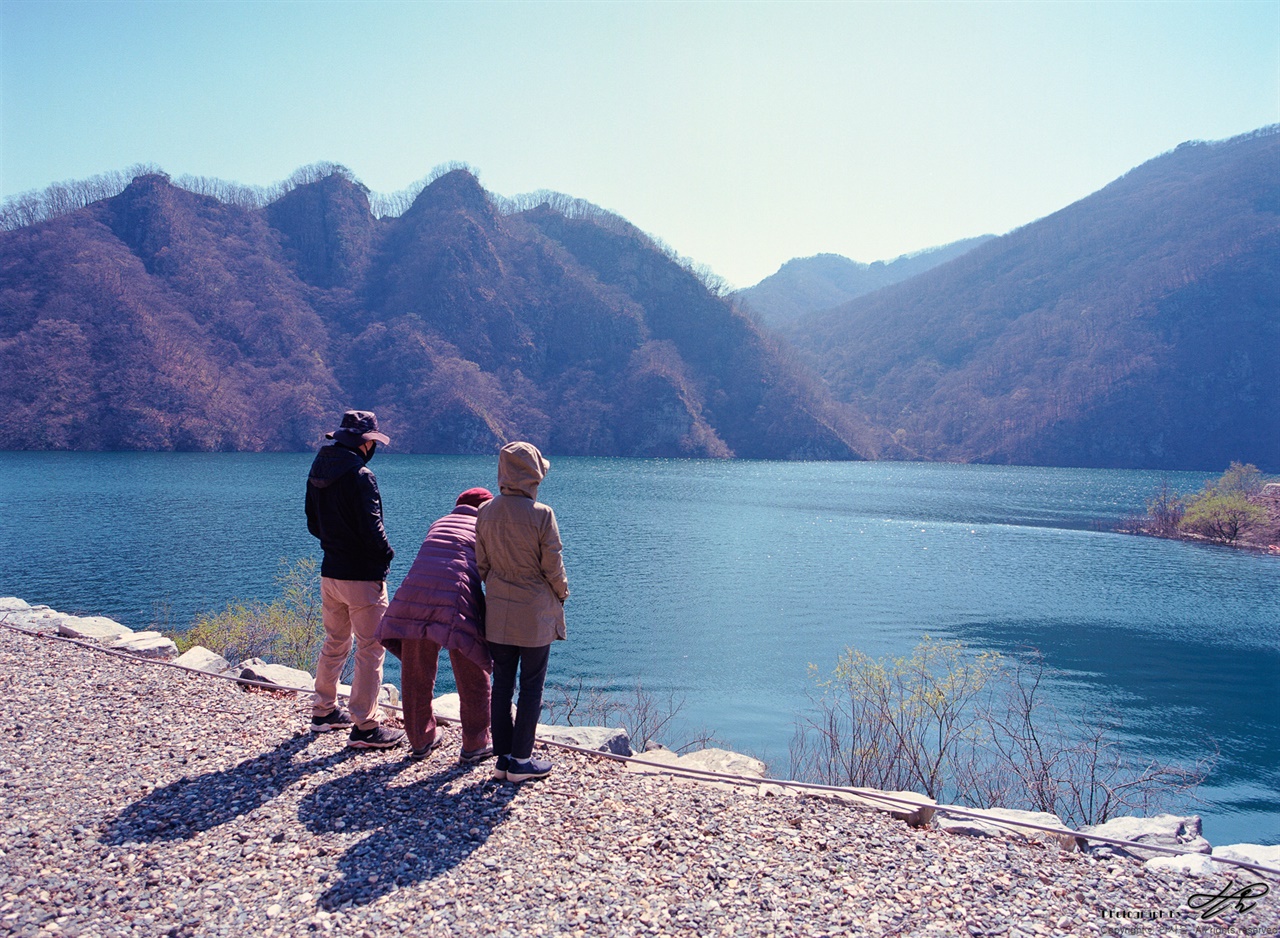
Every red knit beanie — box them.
[456,487,493,508]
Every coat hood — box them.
[308,442,366,489]
[497,441,549,499]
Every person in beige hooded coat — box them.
[475,441,568,782]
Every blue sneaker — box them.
[505,757,552,783]
[492,755,510,780]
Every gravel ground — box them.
[1,627,1277,938]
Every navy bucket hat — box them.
[325,410,391,446]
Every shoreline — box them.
[2,608,1279,936]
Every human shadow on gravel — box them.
[102,732,355,845]
[298,756,518,910]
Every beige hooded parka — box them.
[475,442,569,647]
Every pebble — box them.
[1,627,1277,936]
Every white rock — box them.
[535,724,631,756]
[935,807,1076,849]
[674,747,767,778]
[0,597,32,613]
[1212,844,1280,880]
[173,645,232,674]
[1078,814,1211,860]
[754,783,796,798]
[4,607,67,631]
[1145,853,1222,876]
[108,630,179,660]
[432,693,462,722]
[236,658,314,692]
[58,615,134,643]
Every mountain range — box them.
[1,126,1275,469]
[784,126,1279,469]
[0,169,880,458]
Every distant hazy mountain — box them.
[789,127,1280,469]
[0,169,884,458]
[734,237,994,327]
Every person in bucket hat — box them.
[305,410,404,749]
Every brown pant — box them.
[400,638,492,753]
[314,577,387,731]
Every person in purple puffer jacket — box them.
[377,488,495,762]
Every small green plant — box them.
[174,557,323,671]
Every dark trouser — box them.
[399,639,492,753]
[489,641,551,761]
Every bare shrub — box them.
[541,677,719,754]
[1145,479,1186,535]
[541,676,625,728]
[790,638,1210,826]
[970,650,1212,826]
[789,637,999,799]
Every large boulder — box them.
[58,615,134,643]
[237,658,314,692]
[935,807,1076,850]
[173,645,233,674]
[536,724,632,756]
[432,692,462,723]
[3,605,67,631]
[1212,844,1280,881]
[675,747,767,778]
[108,630,179,660]
[624,746,769,795]
[0,597,32,613]
[1077,814,1211,860]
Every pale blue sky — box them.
[2,0,1277,286]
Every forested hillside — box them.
[787,127,1280,469]
[0,169,881,458]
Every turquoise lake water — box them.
[1,453,1276,846]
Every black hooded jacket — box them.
[305,443,394,581]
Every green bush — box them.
[1212,461,1264,497]
[174,558,323,671]
[1180,492,1267,543]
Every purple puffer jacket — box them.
[378,504,491,672]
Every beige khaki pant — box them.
[313,577,388,731]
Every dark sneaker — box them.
[492,754,510,780]
[460,744,494,765]
[505,757,552,783]
[408,737,444,760]
[311,708,354,733]
[347,725,405,749]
